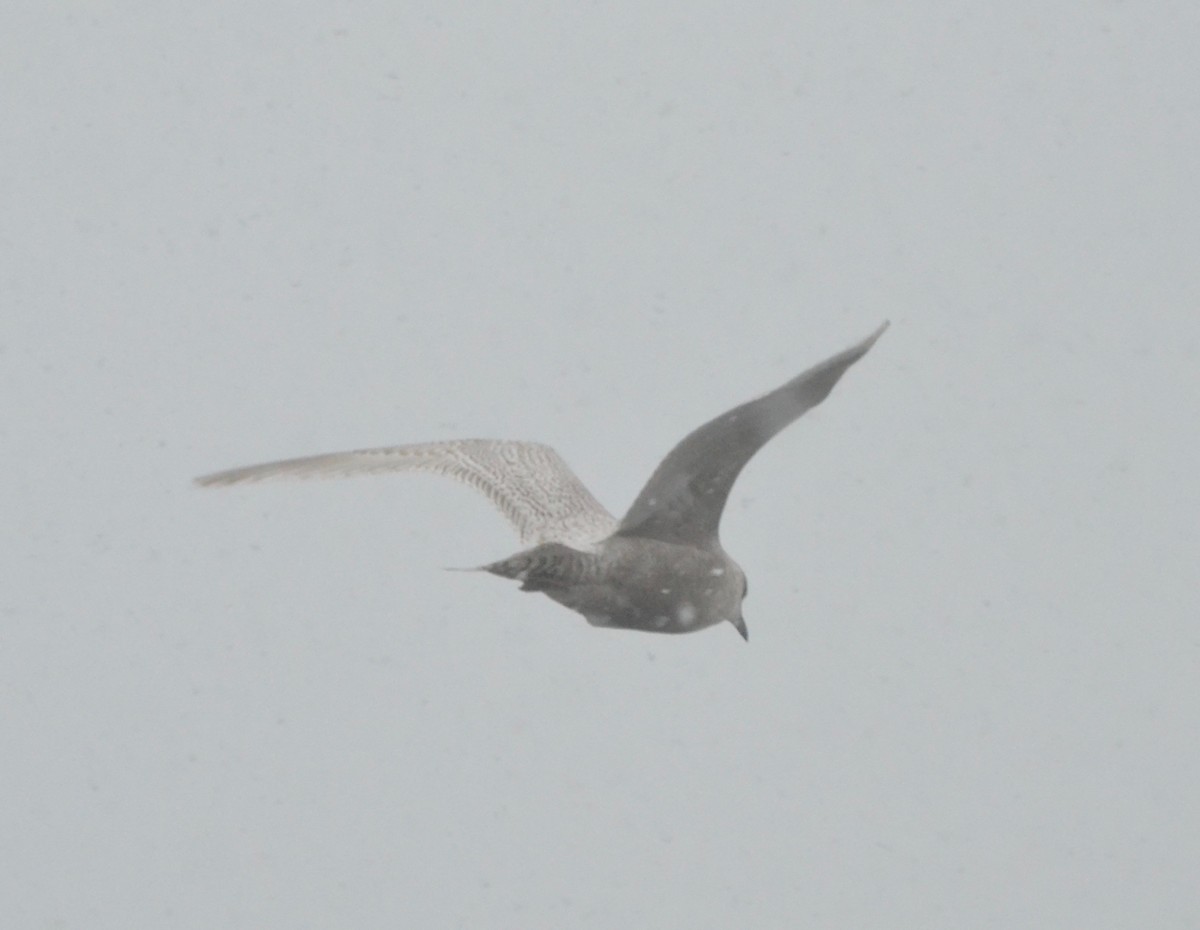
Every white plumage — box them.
[196,440,617,549]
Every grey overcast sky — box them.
[3,3,1198,928]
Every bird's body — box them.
[481,536,745,636]
[197,322,888,640]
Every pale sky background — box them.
[3,3,1199,928]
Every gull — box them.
[197,322,887,641]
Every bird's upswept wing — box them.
[197,439,617,549]
[616,322,888,547]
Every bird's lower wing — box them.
[196,439,617,548]
[617,322,888,546]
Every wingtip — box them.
[194,471,237,488]
[844,320,889,361]
[193,465,271,488]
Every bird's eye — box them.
[742,577,749,599]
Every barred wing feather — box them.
[196,440,617,549]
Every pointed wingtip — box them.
[864,319,890,349]
[194,468,249,488]
[838,320,889,368]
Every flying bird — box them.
[197,323,888,641]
